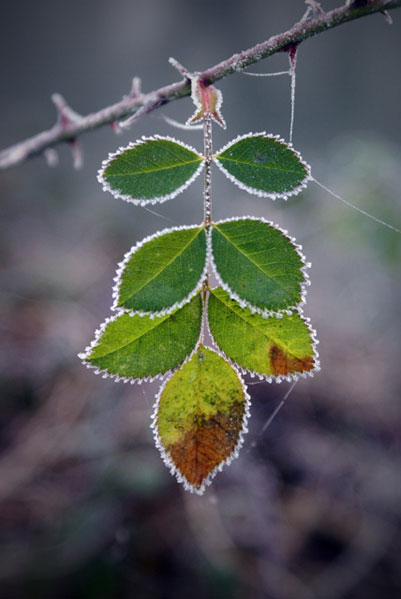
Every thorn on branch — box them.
[281,42,299,72]
[119,96,164,129]
[380,10,393,24]
[129,76,142,99]
[119,104,150,129]
[51,93,82,129]
[44,148,59,167]
[68,139,83,169]
[169,57,192,81]
[288,45,298,73]
[302,0,324,21]
[110,121,122,135]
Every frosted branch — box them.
[1,0,400,170]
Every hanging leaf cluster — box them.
[81,78,319,495]
[98,131,310,205]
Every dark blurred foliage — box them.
[0,1,400,598]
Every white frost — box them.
[151,346,251,495]
[97,135,204,205]
[78,302,204,386]
[210,215,312,318]
[214,132,311,200]
[111,223,208,319]
[207,300,321,384]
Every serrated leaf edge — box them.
[210,216,311,318]
[206,288,321,383]
[97,135,204,205]
[150,346,251,496]
[214,132,311,200]
[111,224,209,318]
[78,296,204,385]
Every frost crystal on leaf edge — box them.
[151,346,251,495]
[209,216,311,319]
[111,224,209,319]
[214,132,311,200]
[206,292,321,384]
[78,298,204,385]
[97,135,204,205]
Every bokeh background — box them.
[1,1,400,597]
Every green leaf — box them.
[80,293,202,381]
[153,346,249,494]
[98,136,203,204]
[211,217,308,314]
[114,225,207,315]
[208,287,319,380]
[215,133,310,198]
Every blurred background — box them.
[1,1,400,597]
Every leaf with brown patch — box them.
[270,345,315,377]
[208,287,319,381]
[152,346,249,494]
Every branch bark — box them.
[1,0,400,170]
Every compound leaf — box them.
[215,133,310,199]
[114,225,207,315]
[80,293,202,381]
[153,346,249,494]
[208,287,319,380]
[211,217,308,314]
[98,136,203,204]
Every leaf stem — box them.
[199,115,214,346]
[199,281,209,346]
[203,115,213,228]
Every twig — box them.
[0,0,400,170]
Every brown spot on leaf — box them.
[270,345,314,377]
[167,401,245,490]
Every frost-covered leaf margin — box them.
[214,132,311,200]
[209,216,311,318]
[97,135,204,205]
[206,288,320,383]
[151,346,251,495]
[78,298,205,385]
[111,224,210,318]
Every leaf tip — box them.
[152,347,250,494]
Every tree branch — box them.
[1,0,400,170]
